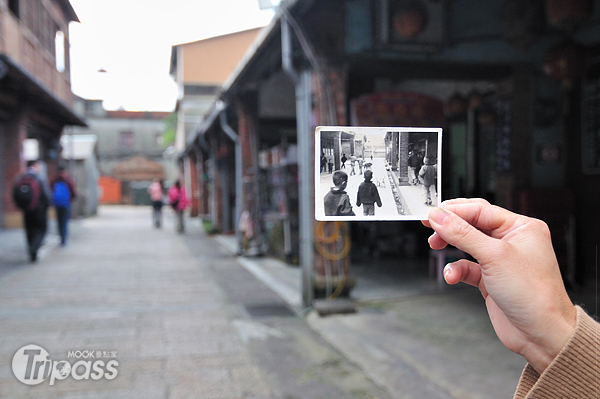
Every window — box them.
[183,85,219,96]
[55,31,65,72]
[120,131,135,149]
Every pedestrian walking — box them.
[419,156,437,206]
[147,178,164,228]
[407,151,422,185]
[320,153,327,173]
[356,170,382,216]
[323,170,355,216]
[50,164,77,246]
[12,160,49,261]
[168,180,189,233]
[358,158,363,175]
[350,156,356,176]
[327,158,333,173]
[341,153,347,169]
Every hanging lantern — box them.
[545,0,593,33]
[391,0,428,38]
[543,40,589,88]
[445,93,466,116]
[467,91,484,110]
[478,108,498,126]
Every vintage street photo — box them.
[316,126,442,221]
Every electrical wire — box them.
[315,221,351,300]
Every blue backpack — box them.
[52,181,71,207]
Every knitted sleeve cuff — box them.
[513,306,600,398]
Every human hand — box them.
[423,198,577,374]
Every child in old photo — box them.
[356,170,382,216]
[419,156,437,206]
[323,171,355,216]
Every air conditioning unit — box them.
[376,0,447,51]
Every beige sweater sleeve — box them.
[513,306,600,398]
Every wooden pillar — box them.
[310,65,357,299]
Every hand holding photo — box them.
[316,126,442,221]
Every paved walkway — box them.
[0,207,388,399]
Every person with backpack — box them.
[12,160,50,262]
[168,179,189,233]
[50,164,77,246]
[419,156,437,206]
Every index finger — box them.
[440,199,527,240]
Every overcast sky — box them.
[68,0,278,112]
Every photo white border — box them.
[315,126,443,221]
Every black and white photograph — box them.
[316,126,442,221]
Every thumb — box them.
[428,207,498,264]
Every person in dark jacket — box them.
[407,151,422,185]
[12,160,49,261]
[323,171,355,216]
[50,164,77,246]
[356,170,382,216]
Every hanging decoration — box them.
[543,40,590,88]
[391,0,429,38]
[445,92,467,117]
[467,91,484,110]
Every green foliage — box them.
[162,112,177,147]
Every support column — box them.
[399,132,409,185]
[236,100,262,254]
[188,151,199,217]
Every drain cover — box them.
[244,303,295,318]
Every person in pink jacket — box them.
[147,178,164,228]
[167,180,188,233]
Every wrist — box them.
[523,303,577,374]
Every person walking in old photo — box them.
[323,171,355,216]
[408,151,422,185]
[419,156,437,206]
[341,153,347,169]
[12,160,49,262]
[356,170,382,216]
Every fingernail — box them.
[430,208,450,225]
[443,264,451,278]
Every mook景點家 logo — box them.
[12,344,118,386]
